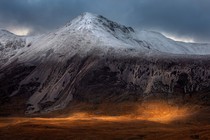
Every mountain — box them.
[0,29,25,66]
[0,12,210,115]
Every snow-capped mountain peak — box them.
[62,12,136,46]
[59,12,210,56]
[1,12,210,67]
[65,12,134,33]
[59,12,147,53]
[1,12,210,115]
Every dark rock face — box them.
[75,56,210,105]
[0,65,36,104]
[0,54,210,115]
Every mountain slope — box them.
[137,30,210,55]
[0,12,210,115]
[0,29,26,66]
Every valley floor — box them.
[0,103,209,140]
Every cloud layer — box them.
[0,0,209,42]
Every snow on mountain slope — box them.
[0,29,42,68]
[8,12,210,66]
[3,12,210,67]
[0,29,26,66]
[0,29,23,45]
[136,30,210,55]
[16,13,150,64]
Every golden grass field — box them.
[0,101,209,140]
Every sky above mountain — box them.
[0,0,209,43]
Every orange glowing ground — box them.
[53,101,191,123]
[0,102,209,140]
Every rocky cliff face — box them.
[78,56,210,103]
[0,13,210,115]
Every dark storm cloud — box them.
[0,0,210,42]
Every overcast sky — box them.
[0,0,210,43]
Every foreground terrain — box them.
[0,102,209,140]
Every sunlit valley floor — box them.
[0,101,209,140]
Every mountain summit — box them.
[66,12,135,34]
[0,13,210,115]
